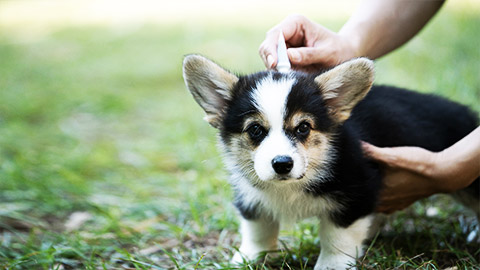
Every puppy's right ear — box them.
[183,55,239,129]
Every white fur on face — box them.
[250,75,306,181]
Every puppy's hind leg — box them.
[452,179,480,219]
[452,179,480,241]
[231,216,279,264]
[315,215,374,270]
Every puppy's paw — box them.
[314,264,356,270]
[230,250,260,265]
[314,255,356,270]
[231,251,246,265]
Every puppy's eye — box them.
[295,122,311,137]
[247,124,266,140]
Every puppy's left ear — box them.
[315,58,374,123]
[183,54,239,129]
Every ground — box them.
[0,0,479,269]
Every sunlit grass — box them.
[0,1,479,269]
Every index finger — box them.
[259,15,306,69]
[259,38,277,69]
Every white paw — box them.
[231,249,261,265]
[314,255,357,270]
[231,251,245,265]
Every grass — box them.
[0,1,479,269]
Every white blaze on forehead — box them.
[251,75,294,126]
[250,75,305,181]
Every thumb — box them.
[362,142,435,174]
[287,47,337,67]
[361,142,397,165]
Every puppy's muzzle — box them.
[271,155,294,175]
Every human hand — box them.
[362,142,476,214]
[258,15,358,72]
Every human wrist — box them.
[338,18,375,62]
[337,29,363,59]
[431,149,471,193]
[424,151,450,192]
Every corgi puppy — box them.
[182,55,479,270]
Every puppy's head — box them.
[183,55,374,184]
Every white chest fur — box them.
[233,174,338,224]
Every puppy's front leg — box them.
[231,216,279,264]
[315,215,373,270]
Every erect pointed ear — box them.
[183,54,239,129]
[314,58,375,123]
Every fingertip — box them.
[266,54,275,69]
[361,141,377,157]
[361,143,398,166]
[259,40,277,69]
[360,141,371,150]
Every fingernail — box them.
[267,55,274,68]
[288,49,301,63]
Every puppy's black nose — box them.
[272,155,294,175]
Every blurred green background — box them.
[0,0,479,269]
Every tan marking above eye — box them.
[243,115,269,133]
[288,113,316,130]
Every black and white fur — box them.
[182,55,479,270]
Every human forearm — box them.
[339,0,445,59]
[363,126,480,213]
[436,126,480,191]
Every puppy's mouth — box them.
[275,173,305,181]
